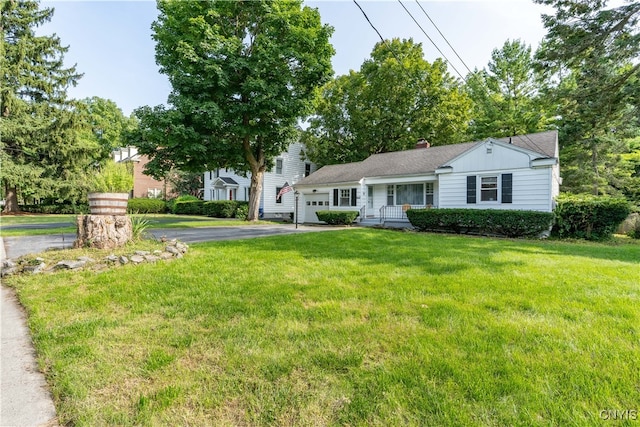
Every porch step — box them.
[358,218,381,227]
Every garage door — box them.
[304,193,330,223]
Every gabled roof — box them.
[295,130,558,186]
[211,177,239,187]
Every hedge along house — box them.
[294,131,560,225]
[202,142,316,219]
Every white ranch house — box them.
[294,131,560,225]
[202,142,316,219]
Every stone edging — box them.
[1,240,188,277]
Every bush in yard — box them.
[203,200,238,218]
[235,203,249,221]
[406,208,555,238]
[20,203,89,214]
[127,198,166,214]
[168,195,200,214]
[316,210,359,225]
[553,194,631,240]
[173,200,205,215]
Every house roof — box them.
[296,130,558,186]
[219,177,239,185]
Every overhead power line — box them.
[396,0,464,80]
[414,0,473,75]
[407,0,547,153]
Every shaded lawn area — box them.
[6,229,640,426]
[0,214,275,237]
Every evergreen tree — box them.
[535,0,640,196]
[466,40,552,140]
[1,0,95,212]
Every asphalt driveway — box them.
[1,224,339,259]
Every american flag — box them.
[277,182,293,200]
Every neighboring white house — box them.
[202,142,316,219]
[294,131,561,225]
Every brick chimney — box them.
[415,138,430,149]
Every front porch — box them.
[358,204,430,228]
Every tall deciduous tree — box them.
[1,0,94,212]
[302,38,471,166]
[535,0,640,196]
[466,39,552,140]
[129,0,334,220]
[77,97,137,160]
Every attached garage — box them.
[303,193,330,223]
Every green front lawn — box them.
[6,230,640,426]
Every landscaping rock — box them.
[2,239,189,277]
[55,260,86,270]
[165,245,180,255]
[130,255,144,264]
[1,266,18,277]
[23,262,46,274]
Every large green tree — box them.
[77,97,137,160]
[466,39,552,140]
[1,0,96,212]
[129,0,334,220]
[535,0,640,197]
[302,38,471,166]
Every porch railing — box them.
[379,205,428,222]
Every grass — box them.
[5,229,640,426]
[0,214,275,237]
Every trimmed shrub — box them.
[127,198,166,214]
[406,208,555,238]
[235,203,249,221]
[173,200,205,215]
[316,210,359,225]
[202,201,250,218]
[20,203,89,214]
[203,200,238,218]
[553,194,631,240]
[168,195,200,214]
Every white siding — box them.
[203,142,316,217]
[447,141,534,173]
[439,168,552,212]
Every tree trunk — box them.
[247,169,264,221]
[2,184,20,213]
[74,215,132,249]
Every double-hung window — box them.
[480,176,498,202]
[467,174,513,204]
[275,159,283,175]
[340,189,351,206]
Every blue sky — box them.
[40,0,552,116]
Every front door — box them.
[304,193,330,223]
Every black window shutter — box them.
[466,176,476,204]
[333,188,338,206]
[351,188,357,206]
[501,173,513,203]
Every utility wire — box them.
[397,0,464,80]
[410,0,547,153]
[352,0,463,138]
[414,0,473,75]
[353,0,547,155]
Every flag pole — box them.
[294,190,299,229]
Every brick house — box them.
[112,147,174,199]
